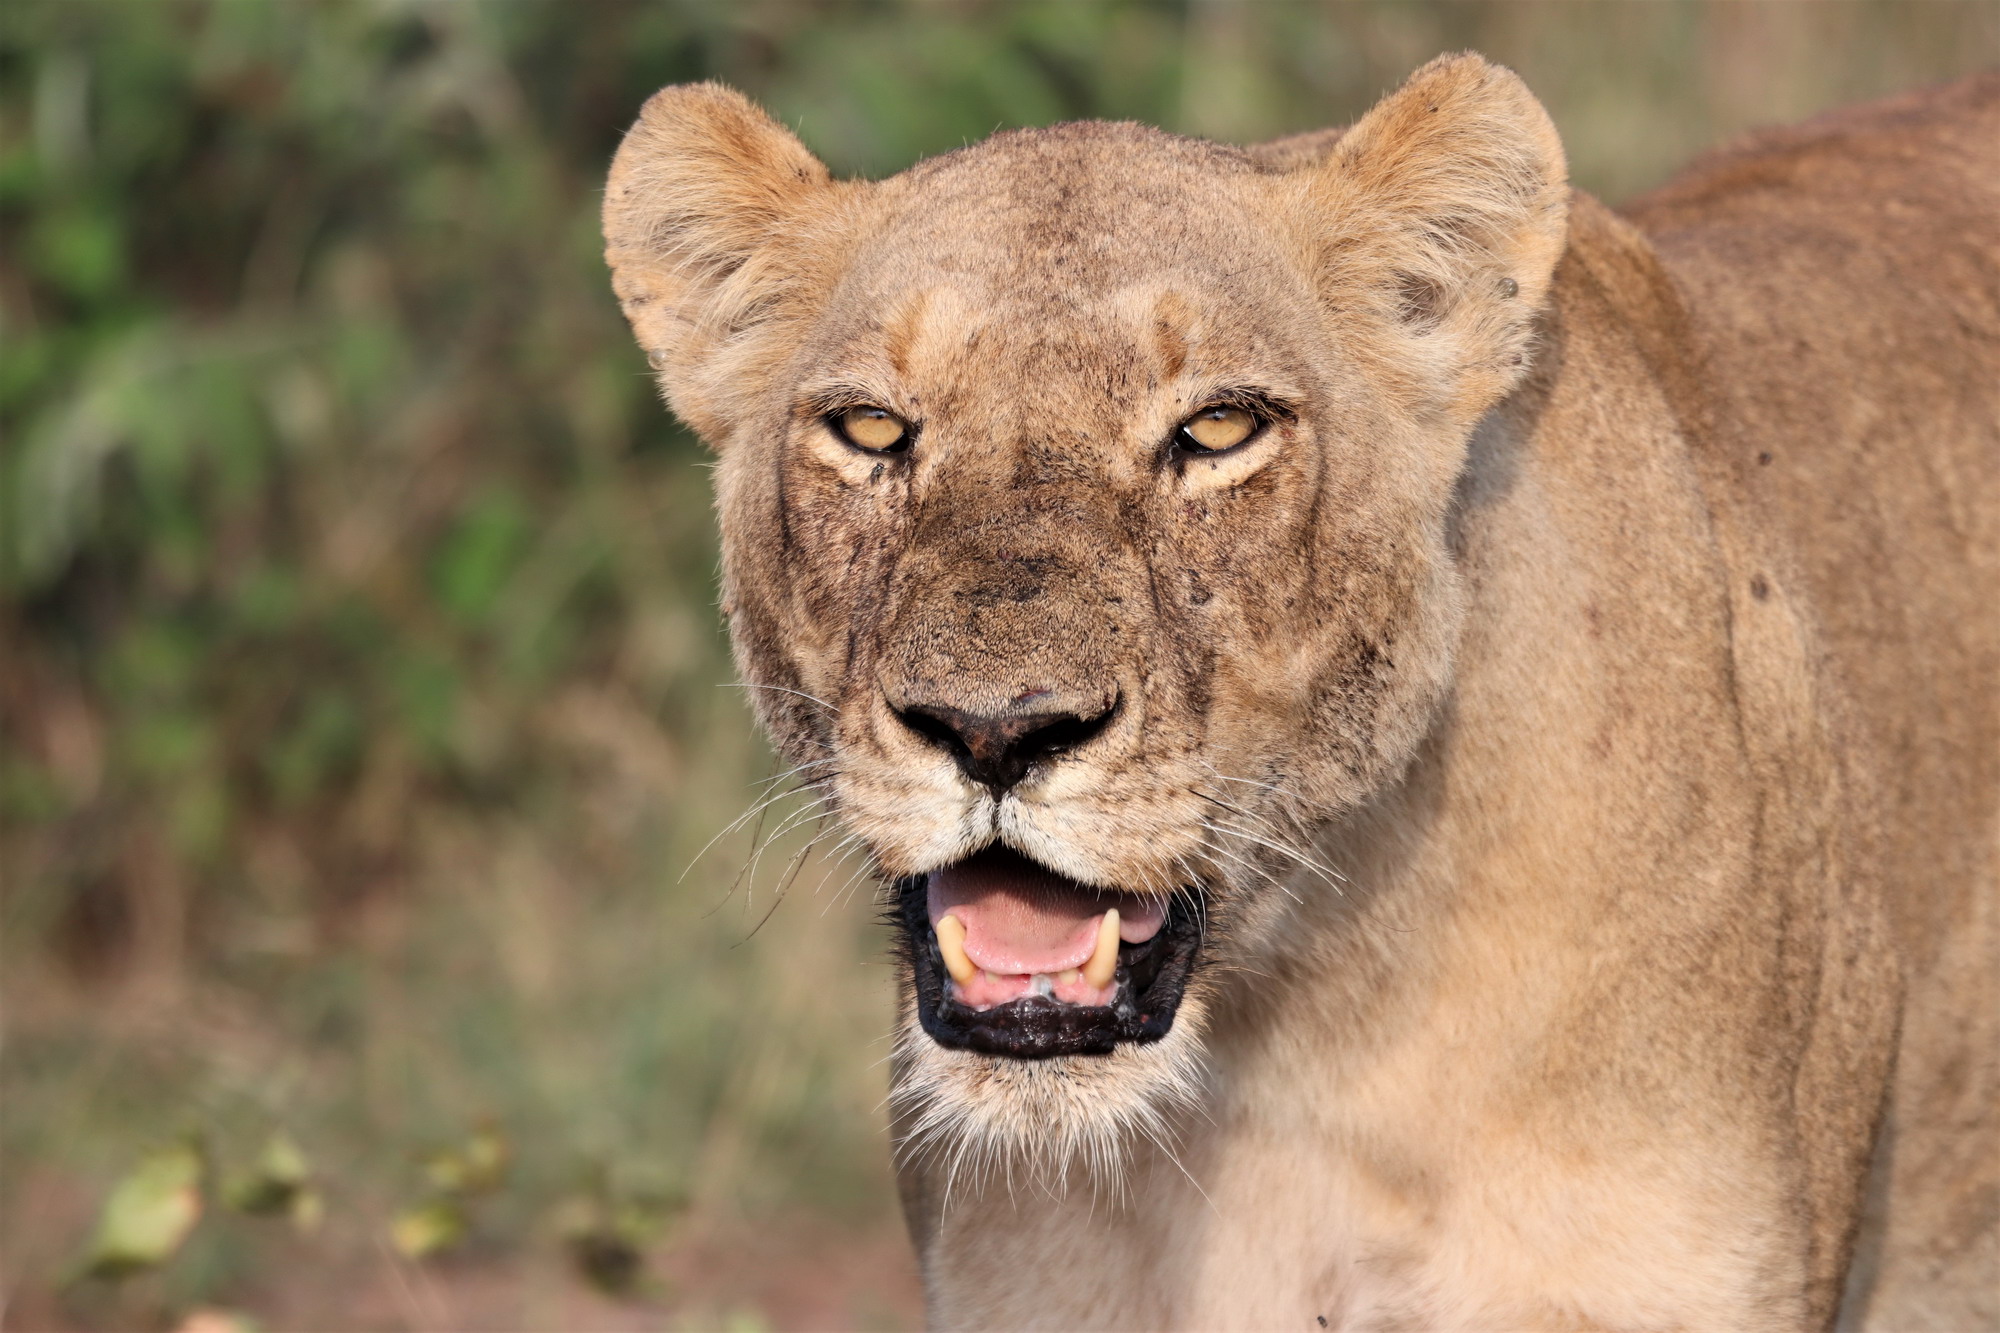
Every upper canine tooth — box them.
[1083,908,1120,990]
[935,914,976,985]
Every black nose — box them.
[892,694,1118,792]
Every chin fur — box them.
[889,992,1212,1205]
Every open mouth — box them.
[898,847,1204,1059]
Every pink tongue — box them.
[926,848,1165,976]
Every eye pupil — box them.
[837,405,910,453]
[1179,405,1257,453]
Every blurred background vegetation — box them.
[1,1,1992,1328]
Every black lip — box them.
[897,871,1205,1059]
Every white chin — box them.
[889,997,1210,1196]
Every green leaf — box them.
[266,691,362,806]
[290,1185,325,1234]
[390,1197,465,1260]
[72,1140,205,1282]
[28,203,126,300]
[431,488,531,627]
[420,1117,510,1196]
[553,1160,684,1298]
[222,1131,312,1219]
[459,1119,510,1192]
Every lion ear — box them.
[1291,54,1569,425]
[603,83,848,442]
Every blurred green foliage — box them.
[2,1,1992,1327]
[69,1138,205,1284]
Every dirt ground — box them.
[4,1208,924,1332]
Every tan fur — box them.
[606,57,1998,1330]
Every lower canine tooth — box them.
[935,914,975,985]
[1083,908,1120,989]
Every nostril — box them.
[894,704,977,767]
[1014,706,1116,761]
[891,694,1119,791]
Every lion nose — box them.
[891,693,1119,792]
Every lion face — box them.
[605,58,1567,1175]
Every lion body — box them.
[1627,78,2000,1327]
[606,63,1997,1331]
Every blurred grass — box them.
[1,1,1993,1328]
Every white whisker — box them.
[1206,816,1348,896]
[717,681,838,714]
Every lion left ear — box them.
[1289,54,1569,425]
[603,83,861,444]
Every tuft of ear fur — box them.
[603,83,858,442]
[1288,54,1569,425]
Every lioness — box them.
[605,56,1997,1329]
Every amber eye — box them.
[831,405,911,453]
[1176,405,1260,454]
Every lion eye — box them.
[832,405,911,453]
[1177,406,1259,454]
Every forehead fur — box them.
[803,124,1321,406]
[856,121,1292,303]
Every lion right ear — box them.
[603,83,853,443]
[1287,55,1569,428]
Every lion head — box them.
[605,54,1567,1182]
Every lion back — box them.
[1628,73,2000,1329]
